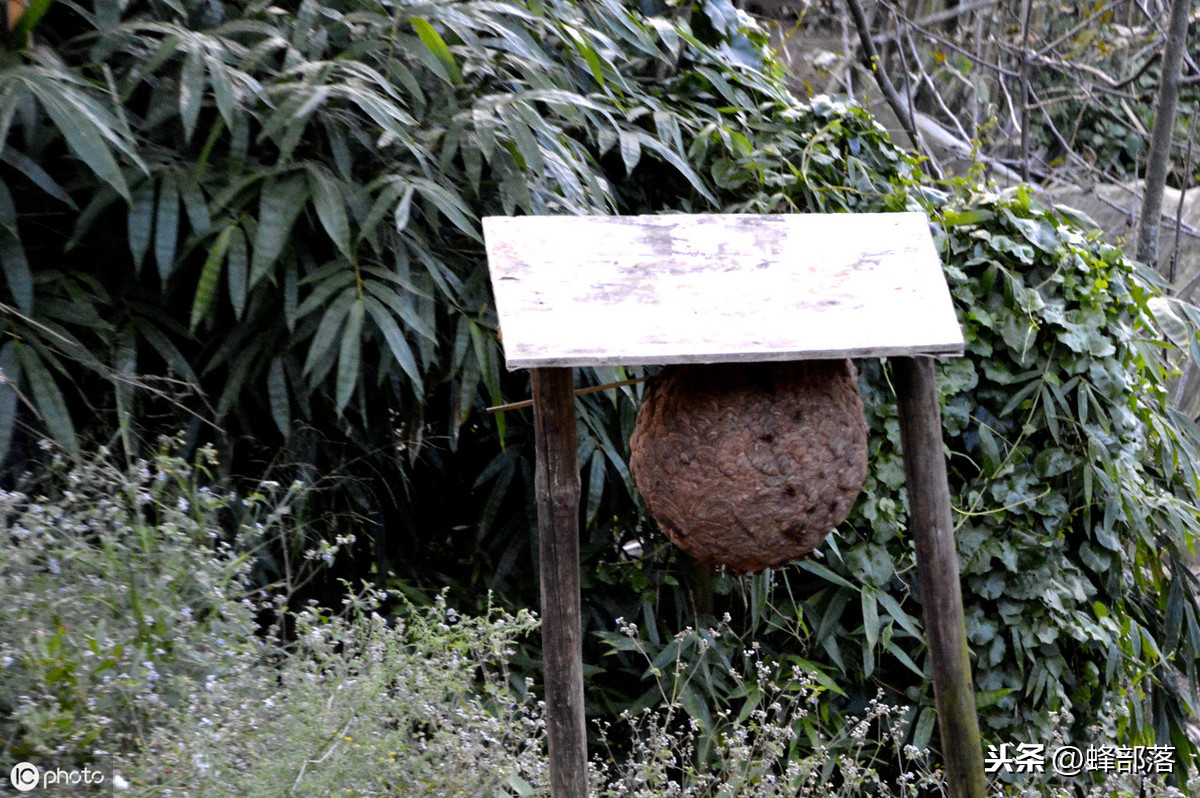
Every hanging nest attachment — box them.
[630,360,868,574]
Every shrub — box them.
[136,589,547,797]
[1,442,1196,796]
[0,442,267,767]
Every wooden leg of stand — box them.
[532,367,587,798]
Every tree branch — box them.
[1136,0,1194,267]
[842,0,943,179]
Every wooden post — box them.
[893,356,987,798]
[531,368,588,798]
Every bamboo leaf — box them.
[226,226,248,319]
[128,179,154,272]
[411,19,462,86]
[205,53,236,127]
[215,346,255,419]
[0,148,76,208]
[306,164,352,259]
[363,279,437,343]
[637,132,715,203]
[0,342,20,464]
[876,591,923,639]
[296,267,354,319]
[364,295,422,392]
[267,356,290,436]
[0,178,13,227]
[25,79,130,201]
[155,172,180,281]
[283,261,298,332]
[566,26,606,89]
[862,590,879,652]
[0,226,32,315]
[586,449,606,527]
[798,559,856,590]
[251,173,309,286]
[501,103,544,173]
[179,47,205,142]
[912,707,936,751]
[393,182,415,233]
[410,178,479,242]
[619,129,641,175]
[335,299,364,413]
[473,107,496,161]
[113,324,136,458]
[303,288,354,375]
[191,224,235,330]
[178,175,211,235]
[359,179,405,240]
[132,318,197,384]
[15,343,78,458]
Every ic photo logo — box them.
[6,760,109,793]
[9,762,39,792]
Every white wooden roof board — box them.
[482,212,964,370]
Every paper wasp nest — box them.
[630,360,868,573]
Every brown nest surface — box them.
[630,360,868,573]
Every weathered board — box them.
[483,212,964,370]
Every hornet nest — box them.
[630,360,868,573]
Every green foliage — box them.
[597,84,1200,770]
[143,588,548,797]
[4,0,1200,787]
[1028,12,1200,184]
[933,188,1200,738]
[896,186,1200,770]
[0,442,266,765]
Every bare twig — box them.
[1035,0,1135,57]
[843,0,943,179]
[486,376,650,413]
[905,30,972,146]
[1019,0,1035,182]
[909,0,999,30]
[870,6,1021,79]
[1175,265,1200,300]
[1170,103,1198,283]
[291,717,355,794]
[1090,186,1200,245]
[839,4,855,100]
[894,9,942,176]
